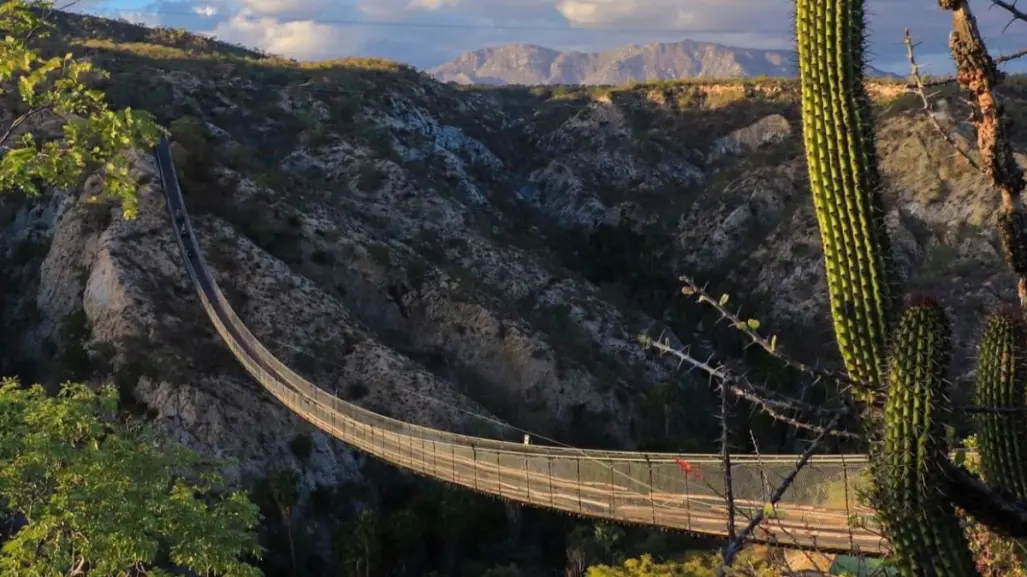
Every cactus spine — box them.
[875,302,977,577]
[975,310,1027,501]
[795,0,896,394]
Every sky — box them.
[65,0,1027,74]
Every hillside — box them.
[429,40,901,85]
[0,9,1020,576]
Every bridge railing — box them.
[204,251,885,551]
[154,140,887,555]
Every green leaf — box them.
[0,377,263,575]
[718,293,729,306]
[769,334,777,352]
[0,0,160,218]
[746,318,760,330]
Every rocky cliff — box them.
[0,15,1016,496]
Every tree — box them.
[0,377,263,576]
[381,508,426,576]
[0,0,161,218]
[336,508,379,577]
[267,467,300,575]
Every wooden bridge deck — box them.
[153,140,889,556]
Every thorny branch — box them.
[678,275,869,401]
[921,45,1027,87]
[918,0,1027,90]
[677,277,1027,417]
[990,0,1027,30]
[718,410,846,574]
[720,379,736,543]
[639,334,859,440]
[749,430,770,503]
[904,28,981,171]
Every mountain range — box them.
[429,39,901,85]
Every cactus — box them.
[795,0,896,395]
[794,0,1027,570]
[873,301,977,577]
[975,310,1027,501]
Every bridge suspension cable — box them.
[152,139,887,556]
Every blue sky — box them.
[66,0,1027,74]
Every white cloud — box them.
[235,0,338,17]
[408,0,461,10]
[193,4,219,17]
[118,10,163,27]
[76,0,1027,72]
[557,0,698,29]
[204,14,356,59]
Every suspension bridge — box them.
[153,139,888,556]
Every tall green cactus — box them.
[873,301,977,577]
[795,0,896,396]
[794,0,1027,571]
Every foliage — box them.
[338,508,379,577]
[267,467,300,575]
[0,0,161,218]
[586,551,776,577]
[0,377,262,576]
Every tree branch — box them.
[990,0,1027,27]
[639,334,858,439]
[904,28,982,172]
[943,460,1027,537]
[719,410,846,572]
[678,275,868,397]
[719,379,736,543]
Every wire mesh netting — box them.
[156,140,888,555]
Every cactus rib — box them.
[975,309,1027,501]
[874,302,977,577]
[795,0,896,393]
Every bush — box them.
[587,551,776,577]
[0,378,262,575]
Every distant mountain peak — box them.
[429,39,898,85]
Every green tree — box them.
[382,508,426,576]
[267,467,300,575]
[0,377,262,576]
[437,486,474,573]
[337,508,379,577]
[591,522,625,565]
[0,0,161,218]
